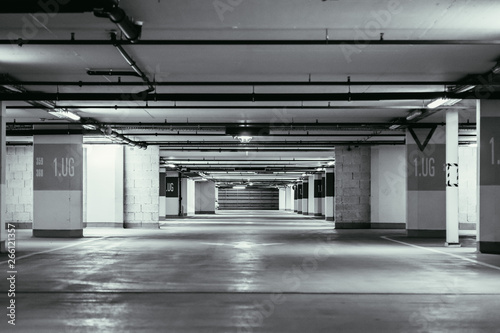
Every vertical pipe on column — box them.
[446,110,460,246]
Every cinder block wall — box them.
[124,146,160,228]
[335,146,371,227]
[6,146,33,228]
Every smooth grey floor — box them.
[1,211,500,333]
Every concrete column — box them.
[33,130,84,237]
[446,110,460,246]
[297,183,303,214]
[406,127,446,237]
[124,146,160,229]
[159,169,166,219]
[0,102,6,252]
[477,100,500,254]
[279,188,286,210]
[293,185,298,212]
[195,181,216,214]
[165,171,180,217]
[302,178,309,215]
[285,186,293,211]
[313,173,323,217]
[325,168,335,221]
[335,146,371,228]
[308,175,315,215]
[85,145,124,227]
[321,173,326,217]
[180,177,195,216]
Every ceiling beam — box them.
[4,39,500,46]
[1,80,460,87]
[0,91,491,101]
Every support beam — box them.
[0,91,492,102]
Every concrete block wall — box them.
[6,146,33,228]
[335,146,371,227]
[124,146,160,228]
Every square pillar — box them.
[195,181,216,214]
[313,173,323,217]
[180,177,195,216]
[406,126,446,237]
[302,178,309,215]
[477,100,500,253]
[165,171,180,217]
[159,169,166,219]
[293,185,298,212]
[33,131,84,237]
[325,168,335,221]
[335,146,371,228]
[308,175,315,215]
[297,183,303,214]
[124,146,160,229]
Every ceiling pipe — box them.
[0,91,491,101]
[1,0,142,43]
[0,80,460,87]
[3,39,500,46]
[110,33,155,94]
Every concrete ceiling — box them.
[0,0,497,186]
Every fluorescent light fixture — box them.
[427,98,461,109]
[316,168,325,172]
[48,110,81,121]
[165,164,176,168]
[236,136,253,143]
[233,185,246,189]
[389,124,401,130]
[302,173,308,177]
[82,124,97,130]
[406,110,422,121]
[326,161,335,166]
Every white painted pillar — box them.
[308,175,315,215]
[446,110,460,246]
[0,102,6,252]
[285,186,293,211]
[279,188,286,210]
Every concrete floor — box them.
[1,210,500,332]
